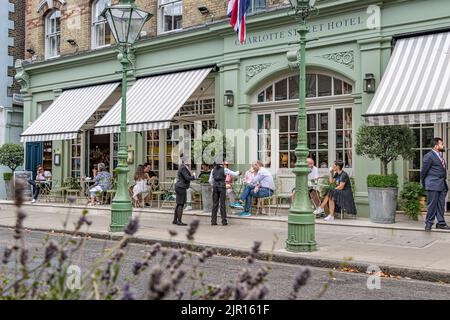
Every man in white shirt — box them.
[291,157,320,207]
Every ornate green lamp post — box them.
[286,0,317,252]
[102,0,152,232]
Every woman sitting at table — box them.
[312,160,356,221]
[132,165,149,207]
[29,165,50,203]
[88,163,112,206]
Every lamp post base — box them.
[110,200,132,232]
[286,209,316,252]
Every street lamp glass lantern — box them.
[101,2,152,47]
[363,73,376,93]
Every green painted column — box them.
[110,51,132,232]
[286,17,316,252]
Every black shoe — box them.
[211,222,218,225]
[145,203,151,207]
[176,221,187,226]
[425,225,432,232]
[436,224,450,230]
[222,222,228,226]
[173,220,178,225]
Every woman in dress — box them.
[132,165,149,208]
[313,160,357,221]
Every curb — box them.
[4,224,450,285]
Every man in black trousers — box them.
[421,137,450,231]
[209,160,227,226]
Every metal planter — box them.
[367,187,398,224]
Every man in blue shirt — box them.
[238,160,275,217]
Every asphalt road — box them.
[1,227,450,300]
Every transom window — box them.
[247,0,266,14]
[257,73,353,103]
[159,0,182,33]
[176,98,215,117]
[92,0,112,49]
[45,10,61,59]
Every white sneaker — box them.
[31,199,36,203]
[324,215,334,222]
[185,206,193,211]
[313,207,324,215]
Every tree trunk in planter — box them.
[4,180,12,200]
[201,184,213,213]
[368,187,398,224]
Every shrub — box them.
[355,126,415,175]
[0,143,24,173]
[367,174,398,188]
[399,182,426,221]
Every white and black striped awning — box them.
[95,68,212,135]
[364,31,450,126]
[20,83,119,143]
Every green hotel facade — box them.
[15,0,450,216]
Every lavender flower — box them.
[289,268,311,300]
[124,217,139,236]
[20,249,28,266]
[148,265,172,300]
[246,241,262,264]
[132,261,143,276]
[2,245,13,264]
[122,283,134,300]
[44,240,59,262]
[186,219,200,241]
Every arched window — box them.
[92,0,111,49]
[256,73,353,103]
[45,10,61,59]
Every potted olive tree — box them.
[356,125,415,224]
[0,143,24,200]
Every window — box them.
[257,114,272,167]
[307,112,329,169]
[45,10,61,59]
[279,115,297,169]
[92,0,112,49]
[176,98,215,117]
[159,0,182,33]
[146,130,160,176]
[166,125,180,171]
[246,0,266,14]
[408,124,434,182]
[335,107,353,168]
[71,135,82,178]
[256,73,353,103]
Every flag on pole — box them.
[228,0,250,44]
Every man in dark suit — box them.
[420,137,450,231]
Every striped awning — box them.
[364,31,450,126]
[21,83,119,143]
[94,68,212,135]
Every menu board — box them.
[13,171,33,200]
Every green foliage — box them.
[3,172,12,181]
[0,143,24,172]
[367,174,398,188]
[192,132,234,165]
[199,173,210,185]
[355,126,415,174]
[399,182,426,221]
[64,177,82,190]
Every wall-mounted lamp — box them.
[224,90,234,107]
[363,73,376,93]
[127,145,134,165]
[54,148,61,166]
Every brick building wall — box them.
[25,0,287,61]
[9,0,25,96]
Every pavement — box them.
[2,200,450,283]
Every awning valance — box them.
[363,31,450,126]
[21,83,119,143]
[94,68,212,135]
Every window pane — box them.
[279,134,289,150]
[254,0,266,11]
[412,129,420,148]
[258,114,264,131]
[163,5,173,31]
[318,132,328,149]
[265,85,273,101]
[344,109,352,129]
[343,82,353,94]
[306,74,316,98]
[307,133,316,149]
[345,150,352,168]
[265,114,271,130]
[344,130,352,149]
[290,115,298,132]
[336,150,343,162]
[336,108,343,130]
[422,128,434,148]
[336,131,343,148]
[173,2,182,29]
[317,75,332,97]
[307,114,316,131]
[290,133,298,150]
[279,116,288,133]
[318,113,328,130]
[334,78,343,95]
[257,91,265,102]
[409,171,420,182]
[318,152,329,168]
[289,76,299,99]
[410,150,421,169]
[275,79,287,101]
[290,152,297,168]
